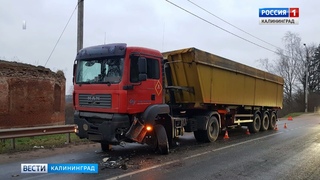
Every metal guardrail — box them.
[0,124,77,149]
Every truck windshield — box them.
[76,57,124,84]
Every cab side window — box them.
[147,58,160,79]
[130,56,139,83]
[130,56,160,83]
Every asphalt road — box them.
[1,113,320,180]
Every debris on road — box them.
[101,156,129,170]
[102,157,109,162]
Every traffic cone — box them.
[224,130,229,139]
[288,116,293,121]
[284,123,287,129]
[274,124,278,131]
[246,128,250,135]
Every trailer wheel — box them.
[194,116,219,142]
[154,124,169,155]
[268,112,277,130]
[248,113,261,133]
[100,142,111,152]
[260,112,269,131]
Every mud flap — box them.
[154,124,169,155]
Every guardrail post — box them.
[66,133,71,144]
[11,138,15,149]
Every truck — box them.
[73,43,284,154]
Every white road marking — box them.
[106,132,284,180]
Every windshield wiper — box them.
[98,81,112,86]
[77,82,90,84]
[77,80,118,86]
[106,81,111,86]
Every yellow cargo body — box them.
[162,48,283,109]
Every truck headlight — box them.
[83,124,88,131]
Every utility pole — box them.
[303,43,309,113]
[77,0,84,52]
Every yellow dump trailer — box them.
[163,48,283,109]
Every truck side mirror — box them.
[139,74,147,81]
[138,57,147,74]
[137,57,147,82]
[73,63,77,83]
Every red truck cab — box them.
[73,43,169,151]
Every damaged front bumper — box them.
[74,111,130,144]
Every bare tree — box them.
[300,43,318,92]
[313,45,320,92]
[258,58,275,74]
[260,32,303,104]
[258,31,318,114]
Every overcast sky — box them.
[1,0,319,94]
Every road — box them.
[1,113,320,180]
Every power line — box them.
[166,0,310,77]
[188,0,281,50]
[44,2,79,67]
[190,0,312,65]
[165,0,278,54]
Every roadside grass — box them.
[282,112,305,118]
[0,133,90,154]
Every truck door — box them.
[127,55,163,113]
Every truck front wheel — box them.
[154,124,169,155]
[194,116,219,142]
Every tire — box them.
[194,130,206,142]
[260,112,269,131]
[194,116,219,142]
[154,124,169,155]
[248,113,261,133]
[268,112,277,130]
[100,142,111,152]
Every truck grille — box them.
[79,94,112,108]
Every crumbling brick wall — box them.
[0,60,66,128]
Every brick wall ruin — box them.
[0,60,66,128]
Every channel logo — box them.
[21,164,48,173]
[259,8,299,25]
[21,163,98,174]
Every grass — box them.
[0,133,90,154]
[0,103,87,154]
